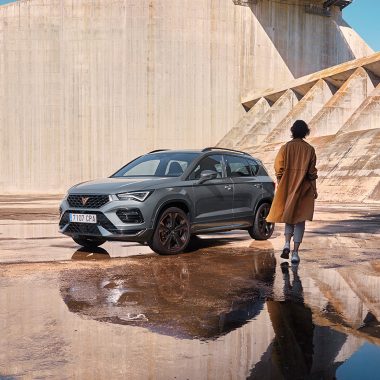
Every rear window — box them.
[225,155,252,177]
[247,158,260,176]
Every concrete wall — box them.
[0,0,372,192]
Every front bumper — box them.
[59,195,154,243]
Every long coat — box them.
[266,138,318,225]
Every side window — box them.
[248,158,260,176]
[189,155,224,180]
[225,155,251,177]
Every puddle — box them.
[1,204,380,379]
[60,248,276,340]
[1,246,379,379]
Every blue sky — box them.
[0,0,378,51]
[343,0,380,51]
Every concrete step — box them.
[237,89,300,149]
[264,79,336,144]
[217,98,270,148]
[337,84,380,135]
[308,67,376,138]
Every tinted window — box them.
[189,155,224,180]
[112,153,199,177]
[123,160,160,176]
[164,160,190,176]
[225,155,251,177]
[247,158,260,176]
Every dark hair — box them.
[291,120,310,139]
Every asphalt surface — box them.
[0,197,379,379]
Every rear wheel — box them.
[248,203,274,240]
[149,207,191,255]
[72,236,106,249]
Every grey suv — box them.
[59,148,275,254]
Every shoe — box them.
[281,242,290,259]
[291,251,300,264]
[280,262,289,273]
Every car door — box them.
[188,154,234,232]
[224,154,263,227]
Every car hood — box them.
[68,177,178,194]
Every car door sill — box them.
[192,224,245,234]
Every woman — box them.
[266,120,318,264]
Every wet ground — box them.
[0,196,380,379]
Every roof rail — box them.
[201,147,252,156]
[148,149,169,154]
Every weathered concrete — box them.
[264,79,336,144]
[242,52,380,109]
[0,0,373,193]
[312,128,380,202]
[217,97,270,148]
[309,67,376,137]
[238,90,300,149]
[338,84,380,134]
[242,127,380,203]
[219,52,380,203]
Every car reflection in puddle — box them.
[61,243,276,339]
[71,247,112,261]
[60,242,380,379]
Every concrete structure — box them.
[0,0,373,193]
[220,53,380,203]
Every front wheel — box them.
[149,207,191,255]
[248,203,274,240]
[72,236,106,249]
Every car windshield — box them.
[112,152,200,178]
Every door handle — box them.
[253,184,262,188]
[224,185,233,191]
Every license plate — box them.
[69,213,97,224]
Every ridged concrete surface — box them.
[308,67,376,137]
[217,98,270,148]
[264,80,335,144]
[219,54,380,202]
[238,89,300,149]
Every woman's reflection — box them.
[266,263,314,379]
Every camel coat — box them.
[266,138,318,225]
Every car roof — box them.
[148,149,203,154]
[147,148,253,157]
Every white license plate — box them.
[69,213,97,224]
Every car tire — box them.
[149,207,191,255]
[72,236,106,248]
[248,203,274,240]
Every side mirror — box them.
[198,170,218,184]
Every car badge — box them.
[81,197,89,206]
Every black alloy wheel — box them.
[248,203,274,240]
[149,207,191,255]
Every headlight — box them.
[116,191,153,202]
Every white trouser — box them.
[285,222,305,243]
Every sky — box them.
[343,0,380,52]
[0,0,378,52]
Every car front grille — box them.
[60,211,119,236]
[67,194,110,209]
[65,223,100,236]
